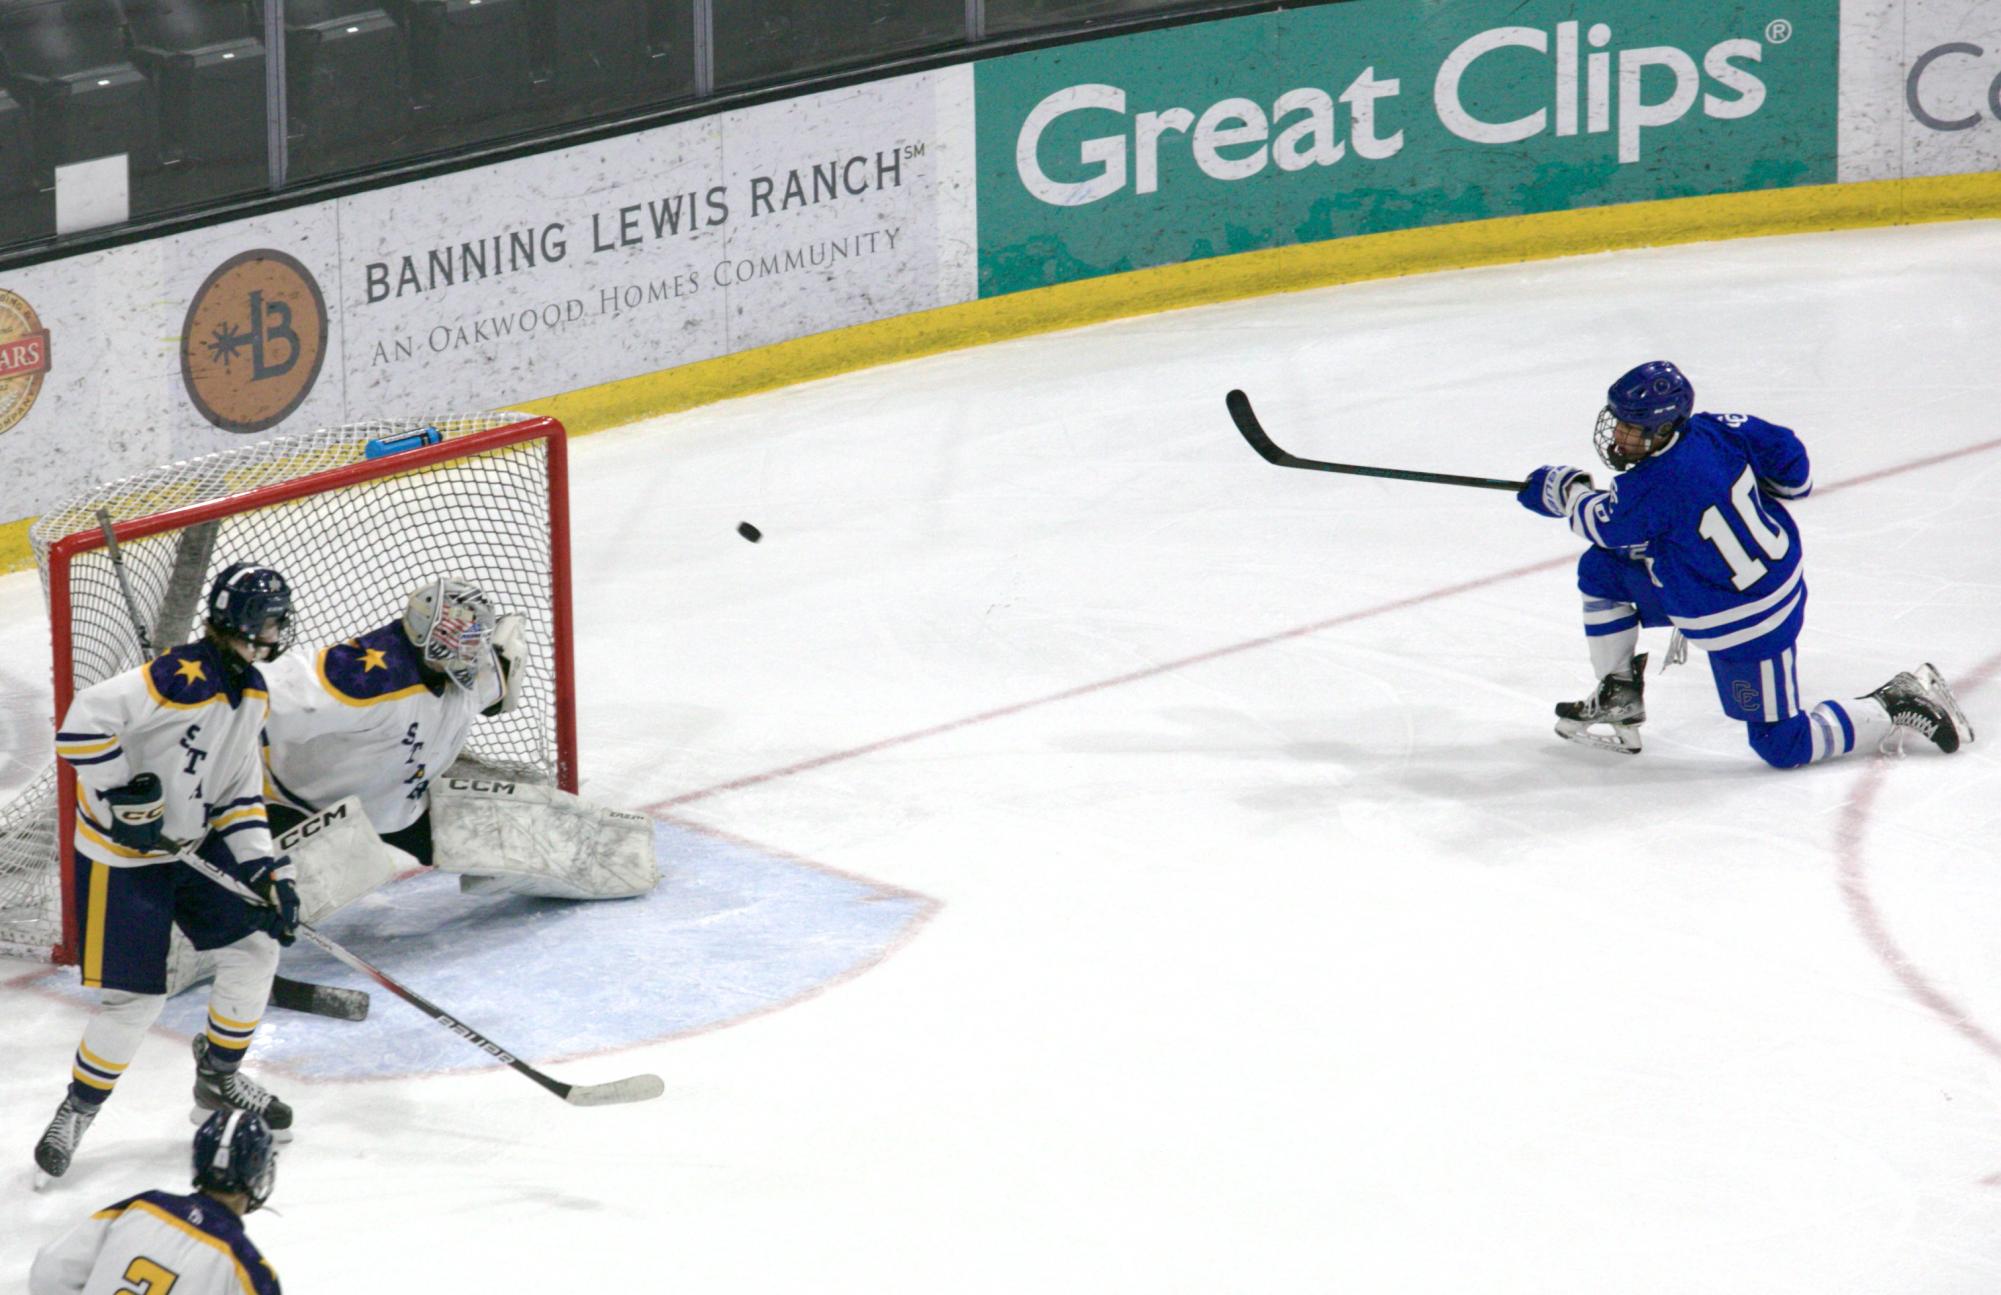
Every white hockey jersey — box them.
[29,1189,281,1295]
[262,621,502,833]
[55,640,274,871]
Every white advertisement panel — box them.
[0,66,975,526]
[1840,0,2001,180]
[0,208,349,526]
[345,67,976,411]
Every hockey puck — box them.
[737,521,762,543]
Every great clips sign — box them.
[976,0,1838,296]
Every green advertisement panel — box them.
[976,0,1839,297]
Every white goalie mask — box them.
[403,577,497,691]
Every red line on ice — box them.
[1836,650,2001,1064]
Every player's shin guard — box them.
[204,930,278,1060]
[1583,606,1640,680]
[69,990,166,1105]
[1807,700,1873,762]
[191,933,292,1136]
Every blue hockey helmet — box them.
[1606,360,1693,429]
[192,1109,277,1212]
[206,563,294,661]
[1596,360,1692,469]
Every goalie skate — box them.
[1867,662,1973,755]
[1554,653,1648,755]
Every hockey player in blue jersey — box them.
[1517,360,1971,765]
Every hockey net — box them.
[0,414,575,963]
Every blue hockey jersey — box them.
[1564,411,1814,658]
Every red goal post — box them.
[0,414,575,965]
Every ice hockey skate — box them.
[1554,653,1648,754]
[32,1093,99,1181]
[1864,663,1973,755]
[191,1036,294,1140]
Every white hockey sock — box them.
[203,932,278,1067]
[1586,622,1640,680]
[72,990,168,1100]
[1809,698,1891,762]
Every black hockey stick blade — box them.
[1226,389,1528,492]
[270,974,370,1021]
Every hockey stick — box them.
[270,974,369,1021]
[1227,390,1528,492]
[95,509,155,656]
[98,511,368,1023]
[176,847,665,1107]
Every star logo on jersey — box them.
[176,659,207,685]
[361,648,388,672]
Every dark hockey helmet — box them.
[206,563,295,661]
[192,1109,277,1212]
[1595,360,1692,470]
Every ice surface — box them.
[4,221,2000,1293]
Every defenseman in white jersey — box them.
[31,1109,282,1295]
[262,576,523,865]
[35,565,302,1181]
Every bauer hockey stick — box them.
[1227,390,1528,492]
[175,847,666,1107]
[95,511,368,1022]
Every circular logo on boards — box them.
[181,249,328,433]
[0,289,51,435]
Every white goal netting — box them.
[0,413,572,962]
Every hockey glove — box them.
[104,773,167,852]
[1518,465,1594,518]
[246,856,301,947]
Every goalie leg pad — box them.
[279,797,414,926]
[430,774,658,900]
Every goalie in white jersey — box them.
[256,576,656,913]
[261,576,523,865]
[31,1109,282,1295]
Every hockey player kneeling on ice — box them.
[256,576,656,905]
[31,1110,282,1295]
[1518,361,1974,765]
